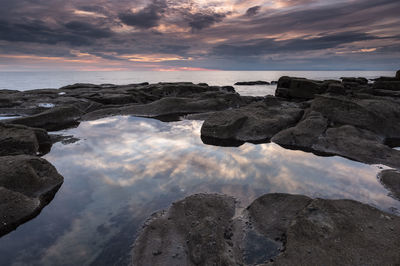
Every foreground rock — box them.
[0,155,63,236]
[132,193,400,266]
[379,169,400,200]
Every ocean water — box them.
[0,70,399,265]
[0,70,395,95]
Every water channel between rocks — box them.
[0,115,399,266]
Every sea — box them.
[0,70,398,266]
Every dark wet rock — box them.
[83,92,255,121]
[271,111,328,150]
[372,89,400,98]
[50,134,80,145]
[132,193,400,266]
[0,155,63,236]
[275,76,332,99]
[310,94,400,138]
[132,194,237,266]
[0,123,51,156]
[235,81,270,85]
[326,83,346,95]
[341,77,368,85]
[312,125,400,168]
[201,98,304,144]
[6,105,84,131]
[271,81,278,85]
[373,81,400,91]
[378,169,400,200]
[59,83,103,90]
[396,70,400,79]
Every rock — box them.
[271,81,278,85]
[396,70,400,79]
[341,77,368,85]
[310,94,400,138]
[0,155,63,236]
[275,76,328,99]
[378,169,400,199]
[373,81,400,91]
[6,105,83,131]
[201,98,304,144]
[83,92,255,121]
[271,111,328,150]
[327,83,346,95]
[235,81,270,85]
[132,194,237,266]
[372,89,400,98]
[0,123,51,156]
[132,193,400,266]
[312,125,400,168]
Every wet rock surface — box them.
[379,169,400,200]
[0,123,51,156]
[132,193,400,266]
[201,97,304,143]
[0,155,63,236]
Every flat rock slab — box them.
[201,98,304,144]
[0,123,51,156]
[0,155,63,236]
[132,193,400,266]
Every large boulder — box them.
[378,169,400,200]
[275,76,329,99]
[132,193,400,266]
[396,70,400,79]
[0,155,63,236]
[313,125,400,168]
[0,123,51,156]
[271,111,328,150]
[201,98,304,144]
[132,194,237,266]
[310,94,400,138]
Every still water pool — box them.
[0,115,399,266]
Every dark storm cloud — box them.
[0,19,113,46]
[187,12,226,31]
[245,6,261,16]
[213,32,382,56]
[119,0,167,29]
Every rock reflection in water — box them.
[0,115,398,266]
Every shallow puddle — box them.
[0,115,399,265]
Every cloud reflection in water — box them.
[0,115,398,266]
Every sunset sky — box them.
[0,0,399,71]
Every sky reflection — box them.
[0,115,398,265]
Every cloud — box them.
[187,12,227,31]
[119,0,167,29]
[245,6,261,16]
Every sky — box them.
[0,0,399,71]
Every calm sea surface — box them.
[0,71,398,266]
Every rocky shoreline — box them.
[1,71,400,264]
